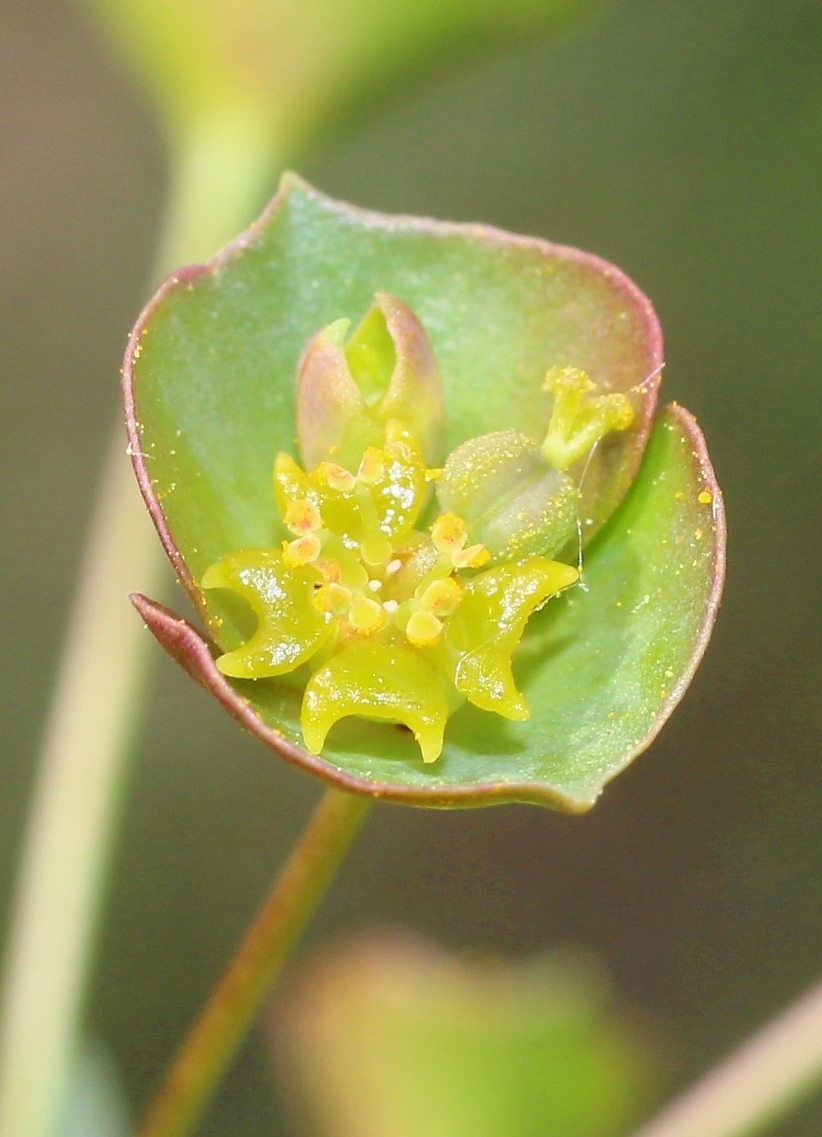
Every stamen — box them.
[431,513,467,554]
[452,543,491,570]
[312,582,352,617]
[315,559,342,583]
[316,461,356,493]
[282,534,322,567]
[541,366,635,470]
[405,609,444,647]
[357,447,386,485]
[284,499,322,535]
[419,577,462,617]
[347,595,387,635]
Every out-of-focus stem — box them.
[136,788,371,1137]
[631,976,822,1137]
[0,107,276,1137]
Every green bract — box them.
[126,175,725,811]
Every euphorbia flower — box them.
[194,293,623,763]
[126,175,725,811]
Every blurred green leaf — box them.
[269,932,655,1137]
[79,0,583,149]
[127,175,724,810]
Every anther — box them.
[431,513,467,554]
[347,595,387,635]
[431,513,490,570]
[284,499,322,536]
[316,462,356,493]
[282,534,322,567]
[357,448,386,485]
[452,543,491,570]
[405,609,444,648]
[315,559,342,583]
[419,577,462,617]
[312,582,352,617]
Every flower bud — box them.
[296,294,443,473]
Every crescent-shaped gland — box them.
[201,550,331,678]
[301,641,449,764]
[445,558,579,719]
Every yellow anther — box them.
[315,558,342,583]
[405,609,444,648]
[282,534,322,567]
[317,461,356,493]
[541,365,635,470]
[284,499,322,536]
[357,447,386,485]
[346,595,387,635]
[543,365,594,397]
[431,513,467,554]
[453,543,491,570]
[312,582,352,617]
[420,577,462,618]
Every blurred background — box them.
[2,0,822,1132]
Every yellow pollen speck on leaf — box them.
[282,534,322,567]
[698,490,712,505]
[405,609,444,647]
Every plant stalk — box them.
[0,107,276,1137]
[631,976,822,1137]
[136,787,371,1137]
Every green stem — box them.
[631,976,822,1137]
[0,108,276,1137]
[136,788,371,1137]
